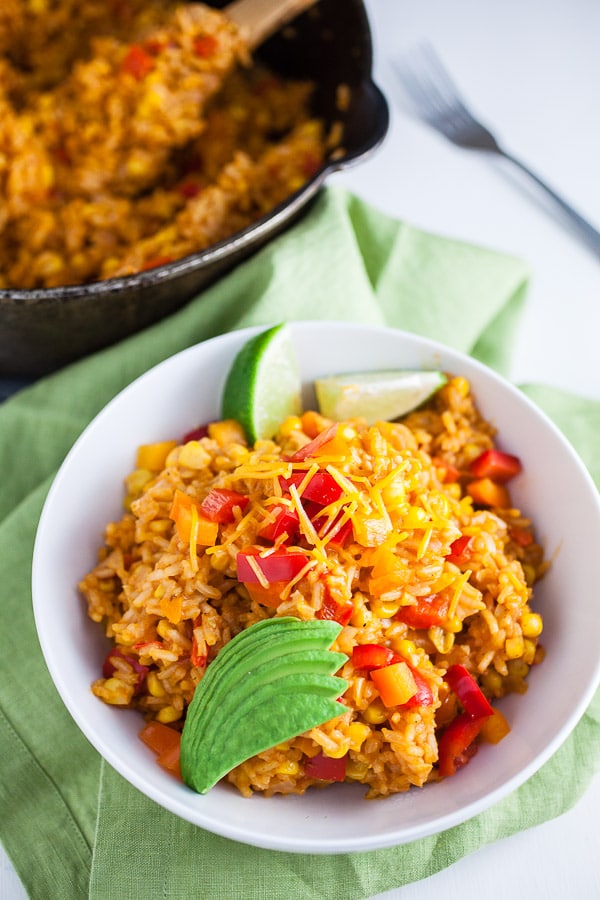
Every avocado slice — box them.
[179,617,349,794]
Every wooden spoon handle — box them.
[226,0,319,49]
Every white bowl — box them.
[32,322,600,853]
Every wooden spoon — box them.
[226,0,320,49]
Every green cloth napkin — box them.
[1,187,598,900]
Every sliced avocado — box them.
[179,617,348,793]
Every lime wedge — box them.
[221,324,302,442]
[315,370,447,425]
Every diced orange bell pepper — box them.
[244,580,287,609]
[139,721,181,778]
[136,440,177,471]
[169,489,219,545]
[467,477,510,508]
[370,661,417,707]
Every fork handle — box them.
[500,150,600,255]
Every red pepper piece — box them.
[325,516,354,549]
[352,644,400,671]
[509,526,534,547]
[121,44,155,79]
[193,34,218,57]
[287,423,340,461]
[102,648,148,694]
[395,594,450,629]
[141,255,173,271]
[236,549,309,584]
[444,664,494,720]
[470,449,522,483]
[258,503,299,542]
[401,663,434,708]
[445,535,472,565]
[316,590,353,626]
[177,180,202,199]
[281,470,344,506]
[437,711,484,776]
[304,751,347,782]
[182,424,209,443]
[200,488,249,523]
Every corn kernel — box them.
[522,638,537,665]
[146,672,166,697]
[347,722,370,751]
[481,669,503,696]
[505,635,525,659]
[371,597,401,619]
[521,612,543,638]
[156,619,171,639]
[345,759,370,781]
[363,700,387,725]
[156,705,181,724]
[276,760,300,776]
[178,440,211,469]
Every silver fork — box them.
[395,43,600,256]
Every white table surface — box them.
[3,0,599,896]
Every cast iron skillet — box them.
[0,0,389,376]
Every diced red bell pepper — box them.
[316,589,353,626]
[120,44,155,79]
[437,711,483,777]
[287,423,340,461]
[304,751,347,782]
[445,535,472,565]
[401,663,434,708]
[470,449,522,483]
[258,503,299,541]
[141,255,173,271]
[352,644,400,672]
[236,548,309,584]
[444,664,494,720]
[193,34,218,57]
[281,470,344,506]
[200,488,249,523]
[325,516,354,549]
[182,424,209,443]
[102,648,148,695]
[395,593,450,629]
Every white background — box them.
[2,0,600,896]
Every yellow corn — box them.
[275,760,300,776]
[363,700,387,725]
[156,705,181,724]
[178,440,211,469]
[521,612,543,638]
[505,635,525,659]
[146,672,166,697]
[370,597,402,619]
[347,722,370,751]
[345,759,370,781]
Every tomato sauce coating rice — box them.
[80,376,546,798]
[0,2,335,288]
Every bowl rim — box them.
[31,322,600,853]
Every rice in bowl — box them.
[79,374,546,799]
